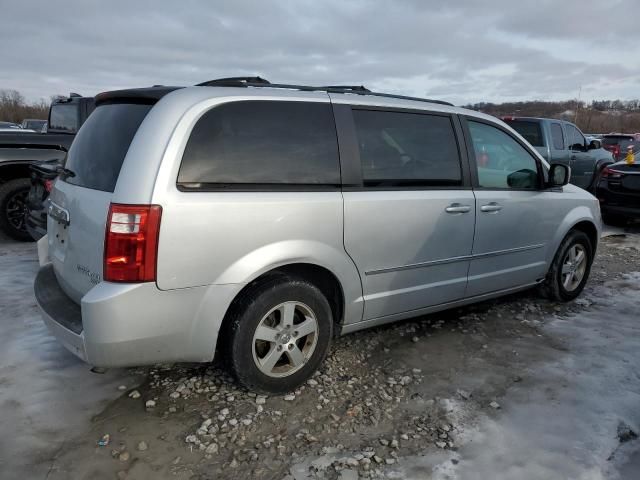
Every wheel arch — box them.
[0,162,31,183]
[210,261,349,362]
[547,207,600,266]
[570,220,599,253]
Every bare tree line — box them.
[0,89,52,124]
[466,99,640,133]
[3,87,640,134]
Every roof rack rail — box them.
[195,77,453,107]
[320,85,371,93]
[196,76,270,87]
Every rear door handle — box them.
[445,203,471,214]
[480,202,502,213]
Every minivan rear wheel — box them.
[540,230,593,302]
[225,277,333,394]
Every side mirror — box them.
[548,163,570,187]
[588,139,601,150]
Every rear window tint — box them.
[503,120,544,147]
[178,101,340,186]
[63,104,152,192]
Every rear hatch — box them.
[48,103,153,303]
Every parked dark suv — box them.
[601,134,638,161]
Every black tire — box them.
[0,178,33,242]
[224,276,333,394]
[540,230,593,302]
[602,213,628,227]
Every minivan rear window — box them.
[178,101,340,187]
[63,103,152,192]
[503,120,544,147]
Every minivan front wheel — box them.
[541,230,593,302]
[226,277,333,393]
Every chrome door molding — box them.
[365,243,545,276]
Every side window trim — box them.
[332,103,361,187]
[340,105,471,191]
[460,115,545,191]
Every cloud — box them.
[0,0,638,105]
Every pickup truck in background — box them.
[21,119,48,132]
[503,116,614,191]
[0,94,94,241]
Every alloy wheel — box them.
[252,301,319,378]
[6,189,28,232]
[561,244,587,292]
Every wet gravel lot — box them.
[1,225,639,480]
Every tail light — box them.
[612,146,620,160]
[104,203,162,282]
[601,167,623,179]
[44,180,54,192]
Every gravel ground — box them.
[1,225,640,480]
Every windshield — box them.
[63,103,152,192]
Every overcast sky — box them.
[1,0,639,105]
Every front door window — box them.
[468,121,540,189]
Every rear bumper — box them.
[35,264,87,361]
[34,264,241,368]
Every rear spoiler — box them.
[95,86,182,106]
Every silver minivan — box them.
[35,78,601,393]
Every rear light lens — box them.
[601,167,623,179]
[44,180,54,192]
[104,203,162,283]
[613,146,620,159]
